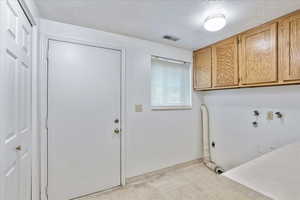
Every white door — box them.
[0,0,32,200]
[47,40,122,200]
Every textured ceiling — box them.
[35,0,300,50]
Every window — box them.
[151,56,191,109]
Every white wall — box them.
[39,19,202,178]
[201,85,300,170]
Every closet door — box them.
[240,23,278,85]
[279,13,300,82]
[212,36,239,87]
[193,47,212,90]
[0,1,32,200]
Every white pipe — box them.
[201,104,223,173]
[201,104,211,163]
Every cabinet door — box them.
[279,13,300,82]
[240,23,278,85]
[193,47,212,89]
[212,36,239,87]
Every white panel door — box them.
[48,40,121,200]
[0,1,32,200]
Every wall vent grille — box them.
[163,35,180,42]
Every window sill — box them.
[151,105,192,111]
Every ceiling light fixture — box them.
[204,14,226,32]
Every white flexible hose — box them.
[201,104,220,172]
[201,104,210,163]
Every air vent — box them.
[163,35,180,42]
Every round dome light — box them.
[204,14,226,32]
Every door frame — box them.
[17,0,37,26]
[39,35,127,200]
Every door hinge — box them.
[45,117,48,130]
[45,186,49,199]
[46,54,49,65]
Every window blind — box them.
[151,56,191,108]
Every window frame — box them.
[150,55,192,110]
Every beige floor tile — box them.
[77,163,272,200]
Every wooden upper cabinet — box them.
[279,12,300,82]
[240,23,278,85]
[212,36,239,87]
[193,47,212,90]
[192,10,300,91]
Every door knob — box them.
[16,145,22,151]
[114,128,120,134]
[114,119,119,123]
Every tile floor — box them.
[78,162,271,200]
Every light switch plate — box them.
[135,104,143,112]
